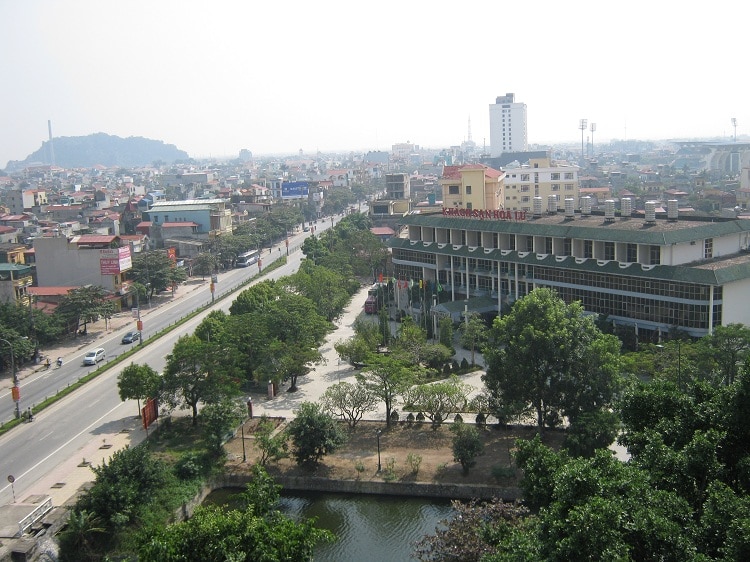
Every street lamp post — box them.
[376,429,382,472]
[1,337,20,419]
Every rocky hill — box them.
[5,133,190,170]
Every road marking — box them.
[0,400,128,496]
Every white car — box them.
[83,348,106,366]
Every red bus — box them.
[364,295,379,314]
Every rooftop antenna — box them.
[590,122,596,158]
[47,119,56,166]
[579,119,587,164]
[731,117,737,142]
[467,116,473,143]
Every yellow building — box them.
[440,164,505,211]
[503,157,579,212]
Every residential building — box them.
[33,235,132,297]
[503,156,579,212]
[440,164,505,212]
[0,263,33,305]
[390,203,750,340]
[385,173,410,200]
[489,93,528,157]
[144,199,232,249]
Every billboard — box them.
[281,181,309,199]
[100,246,132,275]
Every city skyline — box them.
[1,0,747,168]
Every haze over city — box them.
[1,0,747,168]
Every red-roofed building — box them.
[440,163,505,211]
[371,226,395,241]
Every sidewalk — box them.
[251,288,487,422]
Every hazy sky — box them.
[1,0,746,168]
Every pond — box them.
[204,488,455,561]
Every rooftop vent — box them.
[564,197,575,219]
[645,201,656,223]
[547,194,557,214]
[667,199,678,221]
[533,196,543,217]
[621,197,632,218]
[581,196,592,215]
[605,199,616,222]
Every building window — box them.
[564,172,574,180]
[563,238,572,256]
[520,174,530,181]
[649,245,661,265]
[565,184,574,191]
[520,185,529,192]
[545,237,553,254]
[704,238,713,259]
[626,243,638,262]
[552,184,560,191]
[466,186,472,195]
[604,242,615,260]
[584,240,593,258]
[551,173,560,180]
[521,196,530,203]
[466,202,472,210]
[449,185,459,195]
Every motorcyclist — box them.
[45,357,51,369]
[56,357,63,368]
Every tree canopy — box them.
[483,288,622,438]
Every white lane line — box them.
[0,400,127,496]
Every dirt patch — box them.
[224,419,565,487]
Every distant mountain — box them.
[5,133,190,170]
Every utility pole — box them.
[590,122,596,158]
[579,119,588,165]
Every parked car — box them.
[83,348,106,366]
[121,331,141,344]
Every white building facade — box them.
[489,93,528,157]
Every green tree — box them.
[286,401,347,467]
[357,353,419,428]
[483,288,621,432]
[701,323,750,385]
[414,499,533,562]
[254,415,288,466]
[55,285,115,335]
[117,362,161,417]
[57,509,106,562]
[200,398,246,456]
[438,316,454,352]
[450,422,484,474]
[76,445,170,529]
[161,335,239,425]
[287,261,357,322]
[459,312,488,366]
[137,504,332,562]
[403,376,471,428]
[320,381,378,429]
[191,252,218,279]
[130,250,187,296]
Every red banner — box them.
[142,398,158,429]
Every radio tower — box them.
[579,119,588,164]
[47,120,56,166]
[731,117,738,142]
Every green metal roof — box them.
[389,237,750,286]
[399,212,750,246]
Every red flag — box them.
[378,272,383,283]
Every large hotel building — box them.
[389,165,750,341]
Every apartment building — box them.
[503,156,580,212]
[489,93,528,157]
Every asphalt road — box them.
[0,217,335,506]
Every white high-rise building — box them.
[489,93,528,157]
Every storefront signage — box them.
[442,207,527,220]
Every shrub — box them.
[460,357,469,371]
[174,452,204,480]
[491,465,516,482]
[390,410,400,423]
[406,452,422,475]
[443,363,452,375]
[452,359,460,371]
[475,412,486,426]
[416,412,425,423]
[406,412,415,425]
[454,413,463,423]
[450,423,484,475]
